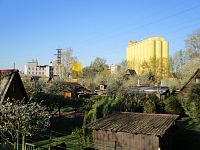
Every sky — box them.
[0,0,200,70]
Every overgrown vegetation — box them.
[1,28,199,149]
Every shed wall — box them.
[94,130,159,150]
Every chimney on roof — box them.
[137,78,140,86]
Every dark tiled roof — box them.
[87,112,178,137]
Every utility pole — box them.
[54,49,62,78]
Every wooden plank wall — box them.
[95,130,159,150]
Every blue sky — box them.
[0,0,200,70]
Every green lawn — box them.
[26,114,85,149]
[174,117,200,150]
[31,134,83,150]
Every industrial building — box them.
[126,37,169,79]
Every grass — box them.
[177,117,200,131]
[26,114,84,149]
[174,117,200,150]
[60,107,75,112]
[32,134,83,149]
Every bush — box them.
[164,95,184,115]
[183,83,200,121]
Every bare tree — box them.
[185,29,200,59]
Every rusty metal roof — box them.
[86,112,179,137]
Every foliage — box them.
[119,59,127,72]
[81,57,109,91]
[44,80,72,95]
[22,76,46,99]
[106,74,124,95]
[185,28,200,59]
[164,95,184,115]
[172,49,188,73]
[172,29,200,82]
[183,83,200,121]
[161,78,181,89]
[0,100,49,146]
[90,57,108,74]
[178,57,200,84]
[143,97,156,113]
[34,92,66,113]
[83,94,144,125]
[61,48,77,79]
[143,94,164,113]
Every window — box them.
[196,78,200,83]
[12,84,16,93]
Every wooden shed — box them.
[0,69,28,102]
[178,68,200,101]
[87,112,178,150]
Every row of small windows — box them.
[28,67,45,71]
[28,72,44,75]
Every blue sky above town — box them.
[0,0,200,70]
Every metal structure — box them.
[54,48,63,78]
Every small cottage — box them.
[87,112,178,150]
[178,68,200,100]
[0,69,28,102]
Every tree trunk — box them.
[22,132,26,150]
[13,142,16,150]
[16,130,19,150]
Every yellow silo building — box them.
[126,37,169,80]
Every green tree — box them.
[81,57,109,91]
[164,95,184,115]
[183,83,200,121]
[119,59,127,73]
[90,57,108,74]
[34,80,72,117]
[62,48,73,79]
[22,76,46,99]
[143,94,164,113]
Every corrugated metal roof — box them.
[86,112,178,137]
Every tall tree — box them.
[182,83,200,121]
[90,57,108,74]
[119,60,127,73]
[185,29,200,59]
[62,48,76,79]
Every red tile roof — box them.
[0,69,18,73]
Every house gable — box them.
[179,69,200,100]
[0,69,28,102]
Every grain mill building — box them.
[87,112,178,150]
